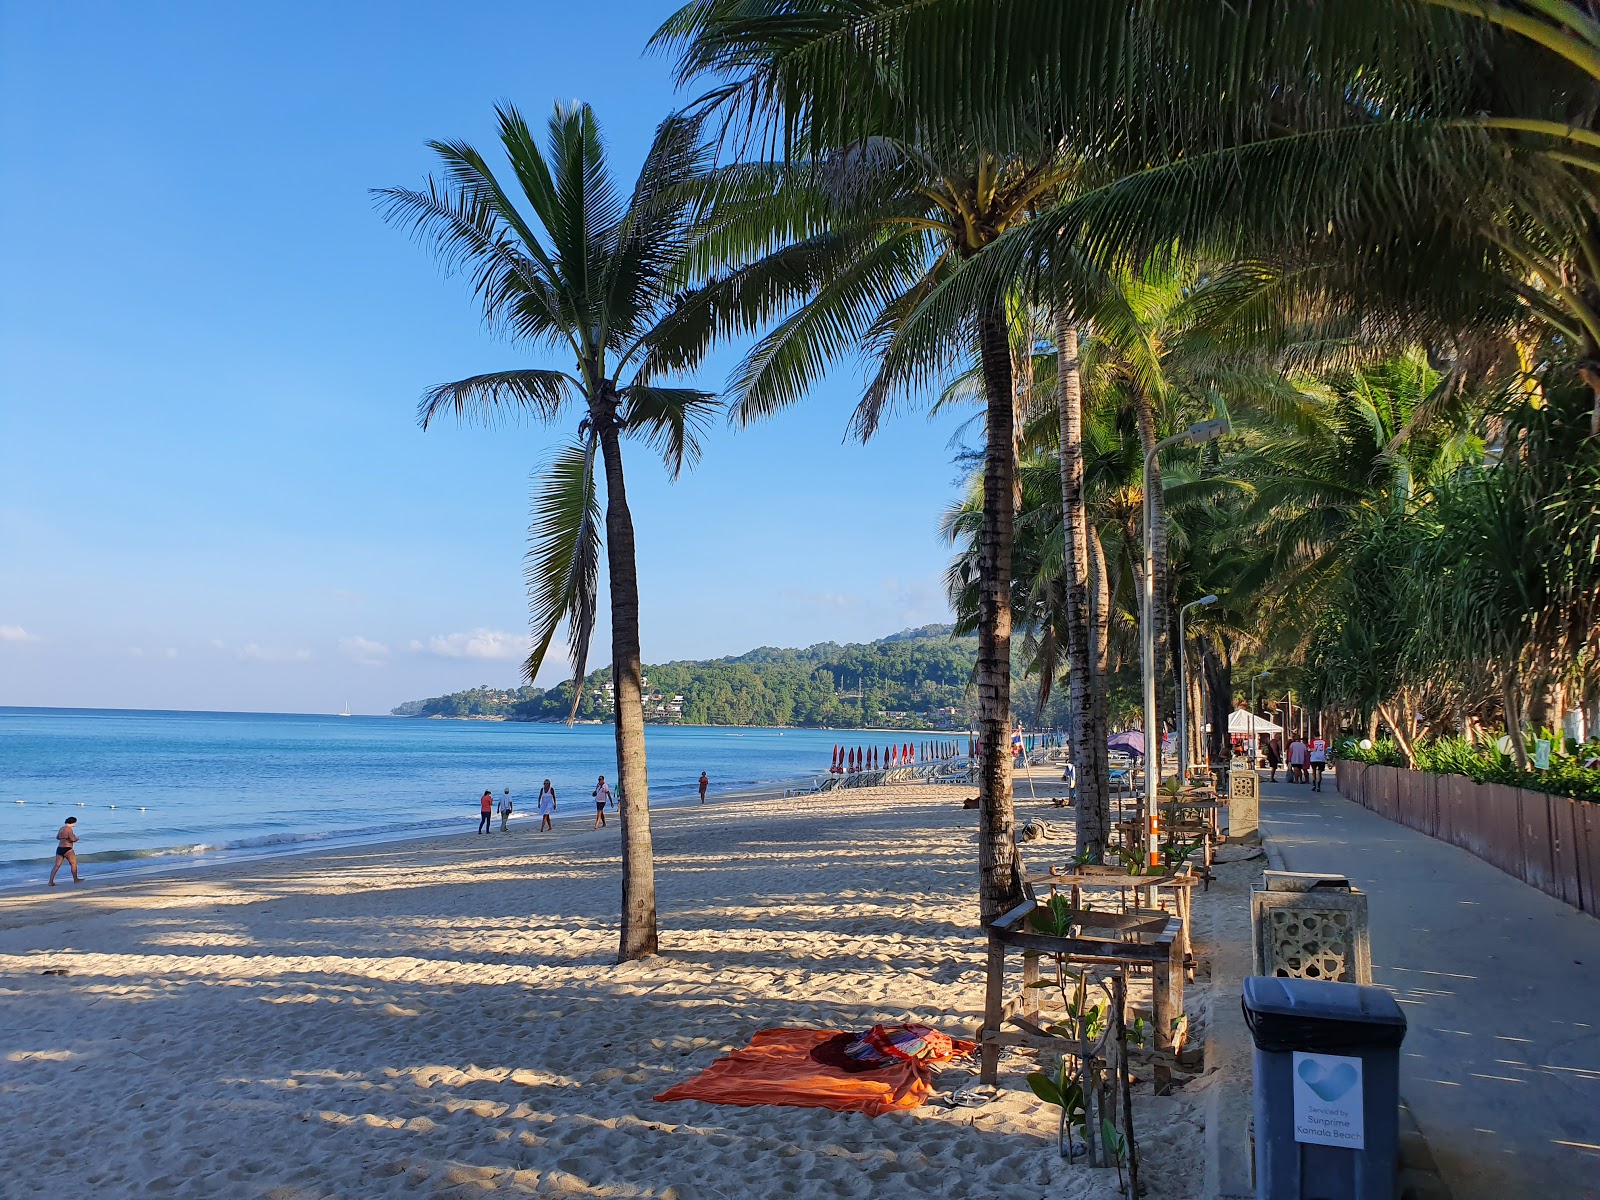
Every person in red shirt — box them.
[477,789,493,834]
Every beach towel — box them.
[653,1026,975,1117]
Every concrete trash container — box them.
[1242,976,1407,1200]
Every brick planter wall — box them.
[1336,761,1600,917]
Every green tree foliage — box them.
[394,629,983,729]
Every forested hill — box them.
[391,627,979,728]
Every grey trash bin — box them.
[1242,976,1407,1200]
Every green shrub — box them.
[1337,735,1600,803]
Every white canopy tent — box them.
[1227,709,1283,735]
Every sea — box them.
[0,707,881,890]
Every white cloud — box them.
[780,588,861,611]
[0,625,39,644]
[880,575,949,624]
[239,644,314,663]
[410,628,527,662]
[340,636,390,667]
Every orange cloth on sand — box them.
[654,1028,968,1117]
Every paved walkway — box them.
[1260,774,1600,1200]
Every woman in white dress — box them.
[537,779,557,831]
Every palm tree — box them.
[375,102,723,962]
[643,120,1071,919]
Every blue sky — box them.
[0,1,975,714]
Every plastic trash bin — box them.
[1242,976,1407,1200]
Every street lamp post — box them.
[1177,595,1218,777]
[1141,418,1228,869]
[1251,670,1270,769]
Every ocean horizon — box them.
[0,706,892,889]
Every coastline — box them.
[0,780,1206,1198]
[0,775,821,895]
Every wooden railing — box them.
[1336,761,1599,917]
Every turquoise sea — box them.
[0,707,867,888]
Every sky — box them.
[0,1,976,715]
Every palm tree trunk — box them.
[1056,312,1108,859]
[1376,700,1418,768]
[975,301,1022,924]
[595,406,658,962]
[1500,675,1530,769]
[1089,525,1113,808]
[1131,386,1170,775]
[1203,638,1233,766]
[1188,667,1205,772]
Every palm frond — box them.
[622,385,722,477]
[524,436,603,719]
[418,370,580,429]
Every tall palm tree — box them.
[375,102,723,962]
[623,103,1073,918]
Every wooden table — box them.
[1024,863,1199,965]
[977,897,1186,1085]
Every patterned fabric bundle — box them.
[842,1023,971,1068]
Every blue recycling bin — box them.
[1242,976,1408,1200]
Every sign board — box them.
[1292,1051,1365,1149]
[1534,739,1552,770]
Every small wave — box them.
[2,814,466,872]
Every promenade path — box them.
[1259,773,1600,1200]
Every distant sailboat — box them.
[339,700,352,717]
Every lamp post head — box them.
[1199,594,1218,606]
[1255,669,1271,680]
[1183,418,1230,444]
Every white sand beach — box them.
[0,781,1214,1199]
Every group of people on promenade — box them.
[1260,735,1327,791]
[474,770,711,834]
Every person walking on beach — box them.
[698,771,709,805]
[478,790,493,834]
[48,817,81,885]
[537,779,556,831]
[1264,735,1282,782]
[497,789,514,832]
[592,775,613,829]
[1308,739,1328,792]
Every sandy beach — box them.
[0,779,1213,1199]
